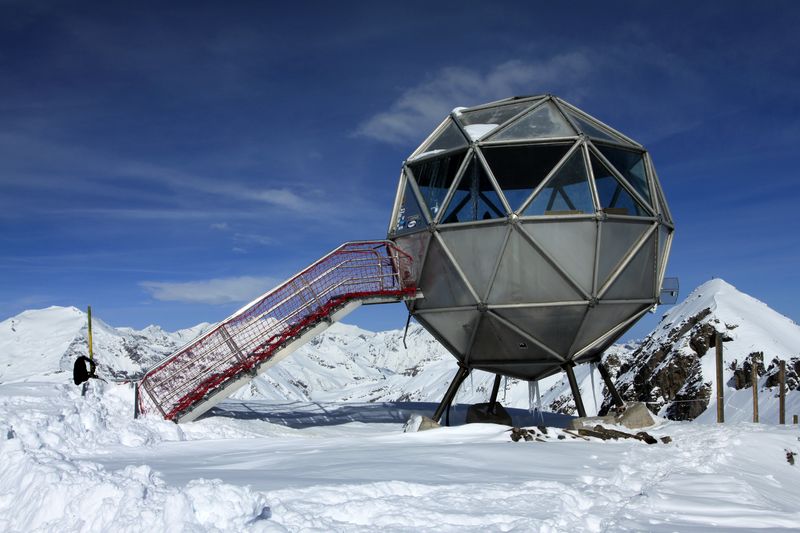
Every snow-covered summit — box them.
[612,278,800,421]
[0,306,213,383]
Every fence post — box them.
[751,361,759,423]
[715,333,724,423]
[779,360,785,425]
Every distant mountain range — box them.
[1,278,797,421]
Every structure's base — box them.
[466,402,513,426]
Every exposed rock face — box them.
[604,279,800,421]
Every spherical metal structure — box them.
[388,94,674,381]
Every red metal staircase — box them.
[136,241,417,422]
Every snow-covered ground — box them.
[2,377,799,531]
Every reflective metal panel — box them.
[393,231,431,284]
[416,309,480,356]
[439,224,508,300]
[488,227,583,304]
[596,220,650,288]
[522,220,597,294]
[469,314,554,362]
[603,232,656,300]
[570,302,648,356]
[414,236,478,310]
[495,304,587,355]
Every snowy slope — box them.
[613,279,800,422]
[0,306,212,383]
[0,306,632,416]
[2,379,800,531]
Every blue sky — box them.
[1,1,799,340]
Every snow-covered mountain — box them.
[610,279,800,422]
[0,306,212,382]
[0,305,633,414]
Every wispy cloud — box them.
[233,232,275,247]
[140,275,279,305]
[355,55,593,144]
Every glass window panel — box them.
[590,154,646,216]
[563,109,621,143]
[597,145,651,206]
[483,144,571,212]
[415,120,468,157]
[489,101,576,141]
[523,150,594,216]
[457,101,535,141]
[393,178,427,235]
[408,150,467,220]
[441,156,506,223]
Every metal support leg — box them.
[488,374,502,414]
[562,362,587,418]
[597,361,624,409]
[432,364,471,423]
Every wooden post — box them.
[778,360,786,425]
[715,333,724,423]
[751,362,759,423]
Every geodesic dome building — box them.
[388,94,674,382]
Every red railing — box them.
[137,241,415,421]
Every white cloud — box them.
[210,222,229,230]
[140,275,279,305]
[233,232,275,247]
[356,55,593,144]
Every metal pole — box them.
[133,383,140,419]
[779,360,786,425]
[715,333,724,424]
[87,305,94,362]
[432,365,471,423]
[751,361,759,423]
[562,362,587,418]
[597,361,624,409]
[488,374,502,414]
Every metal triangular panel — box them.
[522,148,595,216]
[439,224,508,300]
[410,118,468,160]
[570,302,648,356]
[392,231,431,285]
[393,176,428,235]
[455,100,536,140]
[596,220,650,289]
[521,220,597,294]
[440,155,506,223]
[590,153,649,217]
[487,101,576,141]
[416,310,480,358]
[596,145,652,207]
[657,224,671,280]
[495,305,587,356]
[488,227,583,304]
[414,236,478,310]
[482,144,572,212]
[469,314,553,363]
[603,232,657,300]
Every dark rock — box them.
[660,436,672,444]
